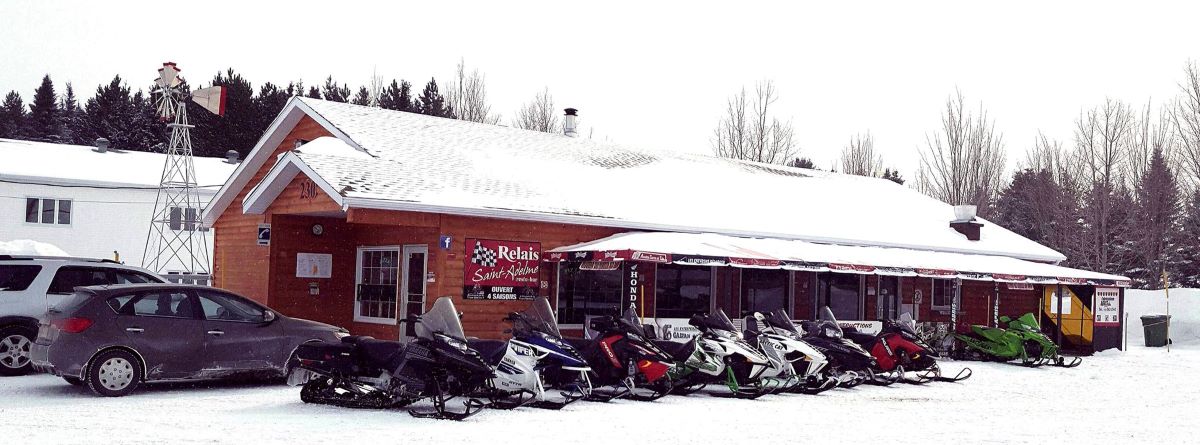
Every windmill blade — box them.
[191,86,226,116]
[157,62,182,88]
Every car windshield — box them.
[415,297,466,341]
[515,297,561,338]
[818,306,844,337]
[765,309,800,334]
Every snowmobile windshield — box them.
[515,297,561,338]
[620,307,647,333]
[898,313,920,337]
[693,310,738,337]
[765,309,801,334]
[817,306,844,338]
[1012,313,1041,332]
[416,297,467,341]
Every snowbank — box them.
[1125,288,1200,346]
[0,239,69,256]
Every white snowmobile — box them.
[749,309,840,394]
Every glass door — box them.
[399,245,429,339]
[877,276,899,320]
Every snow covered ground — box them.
[2,288,1195,444]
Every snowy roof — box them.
[218,97,1066,263]
[0,138,236,190]
[547,232,1129,286]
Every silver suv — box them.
[0,255,165,376]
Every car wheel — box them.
[63,376,84,386]
[86,350,142,397]
[0,326,36,376]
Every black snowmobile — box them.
[289,297,493,420]
[565,308,675,402]
[800,307,894,387]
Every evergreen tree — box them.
[27,75,60,142]
[351,86,371,106]
[1177,191,1200,287]
[127,89,168,150]
[882,168,905,185]
[1081,182,1137,276]
[188,69,256,157]
[417,78,454,118]
[378,79,414,112]
[0,90,26,139]
[321,76,350,102]
[83,76,164,151]
[1126,147,1182,287]
[58,82,90,144]
[253,82,291,148]
[787,157,816,169]
[306,86,321,99]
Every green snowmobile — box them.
[954,313,1082,368]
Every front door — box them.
[195,289,283,373]
[399,245,428,339]
[876,276,899,320]
[111,290,205,380]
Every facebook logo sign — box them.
[439,235,452,251]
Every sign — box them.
[295,253,332,278]
[462,238,541,300]
[837,320,882,335]
[623,262,643,309]
[256,224,271,246]
[1094,287,1120,326]
[1006,282,1035,290]
[653,318,702,342]
[299,179,319,199]
[914,289,924,304]
[439,235,452,251]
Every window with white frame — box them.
[25,198,72,225]
[932,279,956,310]
[169,206,199,231]
[355,247,399,323]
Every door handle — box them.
[126,327,145,333]
[207,330,225,336]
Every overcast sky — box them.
[2,0,1198,177]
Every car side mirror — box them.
[262,310,276,323]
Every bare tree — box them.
[1074,98,1134,189]
[1125,101,1175,189]
[1174,61,1200,188]
[711,80,797,164]
[446,59,500,124]
[512,87,559,133]
[916,90,1007,217]
[838,132,883,176]
[368,68,385,107]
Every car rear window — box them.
[0,265,42,291]
[54,291,98,314]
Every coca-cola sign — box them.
[463,238,542,300]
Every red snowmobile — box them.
[843,314,971,384]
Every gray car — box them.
[31,283,348,396]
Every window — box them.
[48,267,113,294]
[557,262,622,325]
[655,264,712,319]
[876,276,900,320]
[115,271,160,284]
[112,292,193,318]
[817,272,862,321]
[355,248,399,323]
[24,198,72,225]
[741,269,789,317]
[197,291,265,323]
[932,279,956,310]
[169,207,199,231]
[0,265,42,291]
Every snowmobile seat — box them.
[350,337,405,367]
[467,339,509,366]
[653,338,696,362]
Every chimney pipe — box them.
[93,137,110,153]
[225,150,240,164]
[949,205,982,241]
[563,108,578,138]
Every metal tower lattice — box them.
[142,62,212,278]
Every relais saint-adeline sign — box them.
[463,238,542,300]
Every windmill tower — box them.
[142,62,225,281]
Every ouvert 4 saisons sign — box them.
[463,238,542,300]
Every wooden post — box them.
[1163,270,1171,353]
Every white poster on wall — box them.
[296,253,332,278]
[1094,287,1120,326]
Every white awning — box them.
[545,232,1130,287]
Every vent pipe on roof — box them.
[225,150,240,164]
[93,137,110,153]
[563,108,578,138]
[949,205,982,241]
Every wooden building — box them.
[201,97,1129,352]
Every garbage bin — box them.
[1140,315,1172,347]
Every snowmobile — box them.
[745,309,839,394]
[564,308,675,402]
[656,309,778,399]
[842,313,971,384]
[468,297,592,410]
[800,307,891,387]
[289,297,493,420]
[954,313,1082,368]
